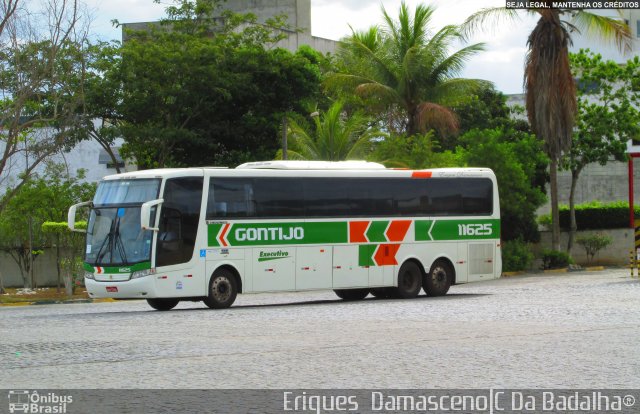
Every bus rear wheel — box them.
[394,261,422,299]
[147,298,179,311]
[203,269,238,309]
[424,260,452,296]
[334,288,369,301]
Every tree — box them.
[110,0,321,168]
[327,1,489,138]
[452,85,530,137]
[277,101,383,161]
[370,132,458,169]
[463,3,632,250]
[563,50,640,252]
[68,41,124,173]
[0,0,91,212]
[41,221,86,294]
[0,163,95,288]
[458,128,548,242]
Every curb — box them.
[543,268,569,274]
[0,301,34,307]
[0,297,116,307]
[584,266,605,271]
[501,271,525,277]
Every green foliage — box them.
[566,50,640,173]
[277,101,383,161]
[502,239,534,272]
[576,233,612,263]
[562,50,640,248]
[370,132,459,169]
[542,249,574,269]
[450,86,530,149]
[0,164,95,287]
[110,0,322,168]
[539,201,638,230]
[0,0,90,212]
[41,221,87,233]
[457,128,548,242]
[327,2,488,138]
[41,221,87,294]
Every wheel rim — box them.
[401,269,419,291]
[431,266,448,288]
[211,276,231,303]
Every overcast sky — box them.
[82,0,634,95]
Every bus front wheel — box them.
[394,261,422,299]
[424,260,452,296]
[334,288,369,301]
[147,298,180,311]
[203,269,238,309]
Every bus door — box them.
[155,177,204,296]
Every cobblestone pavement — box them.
[1,269,639,389]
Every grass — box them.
[0,287,90,304]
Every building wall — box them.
[536,228,634,266]
[224,0,311,32]
[123,0,337,55]
[1,250,62,288]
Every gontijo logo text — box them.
[236,226,304,242]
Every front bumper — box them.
[85,277,159,299]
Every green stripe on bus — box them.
[358,244,376,267]
[209,221,348,247]
[414,219,500,241]
[366,221,388,242]
[208,218,500,247]
[83,261,151,274]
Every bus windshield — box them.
[85,179,160,266]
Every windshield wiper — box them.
[114,216,128,265]
[95,232,112,264]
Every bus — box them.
[68,161,501,311]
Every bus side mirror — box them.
[141,198,164,231]
[68,201,92,233]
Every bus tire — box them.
[334,288,369,301]
[203,269,238,309]
[370,287,394,299]
[424,259,452,296]
[147,298,179,311]
[394,261,422,299]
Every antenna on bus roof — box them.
[236,161,386,170]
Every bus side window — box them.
[207,178,256,219]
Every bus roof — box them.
[101,164,496,180]
[236,161,386,170]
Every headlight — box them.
[131,268,156,279]
[84,271,95,280]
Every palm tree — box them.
[277,101,384,161]
[463,4,631,251]
[326,1,489,137]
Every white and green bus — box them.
[68,161,501,311]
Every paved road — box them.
[1,270,639,389]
